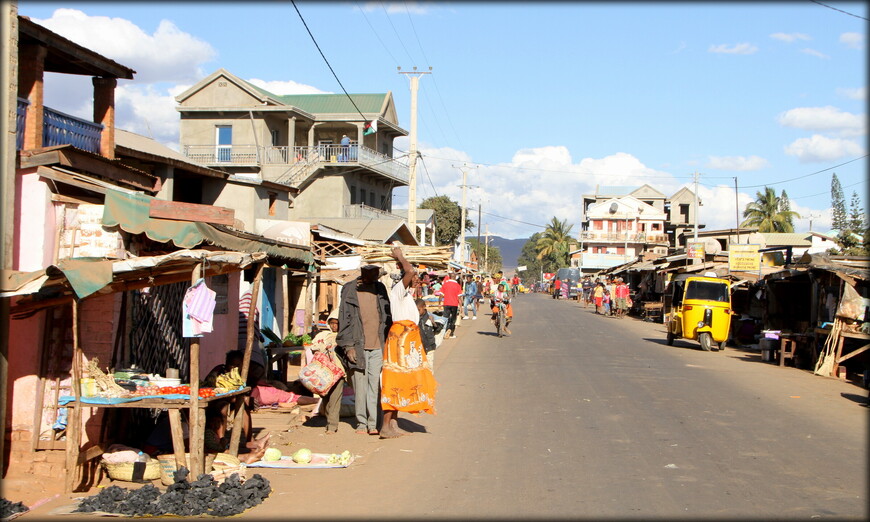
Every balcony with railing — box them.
[16,100,103,155]
[343,203,402,219]
[579,252,634,270]
[182,144,409,186]
[579,231,668,244]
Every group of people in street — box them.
[582,276,631,318]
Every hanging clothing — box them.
[183,278,216,337]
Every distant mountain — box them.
[488,236,527,271]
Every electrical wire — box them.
[380,1,415,63]
[791,177,867,200]
[418,154,441,198]
[290,0,369,122]
[355,2,401,66]
[808,0,868,21]
[739,155,868,189]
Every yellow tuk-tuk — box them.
[665,273,732,351]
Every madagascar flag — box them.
[363,120,377,135]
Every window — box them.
[360,189,366,205]
[380,195,386,209]
[268,192,277,216]
[350,185,357,204]
[216,125,232,162]
[679,204,690,223]
[369,192,375,207]
[652,223,661,231]
[271,130,279,146]
[593,220,603,230]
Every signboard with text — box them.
[686,242,705,259]
[729,244,761,272]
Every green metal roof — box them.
[236,77,386,115]
[275,93,386,115]
[759,233,811,247]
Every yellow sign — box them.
[729,244,760,272]
[687,242,705,259]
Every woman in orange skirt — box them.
[380,247,437,438]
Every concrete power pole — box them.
[453,163,476,269]
[693,171,700,265]
[484,224,490,273]
[398,67,431,243]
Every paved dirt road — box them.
[30,293,868,519]
[243,294,867,519]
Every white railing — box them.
[579,231,668,243]
[183,144,409,185]
[344,204,401,219]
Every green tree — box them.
[848,190,866,232]
[419,196,473,246]
[740,187,801,233]
[536,217,574,267]
[780,190,796,231]
[468,238,502,274]
[517,232,560,283]
[831,173,847,231]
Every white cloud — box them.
[801,48,830,59]
[696,184,755,232]
[784,135,865,163]
[33,9,216,84]
[114,84,187,149]
[400,147,681,238]
[706,155,769,171]
[840,32,864,50]
[770,32,811,43]
[708,43,758,55]
[778,106,866,137]
[836,87,866,100]
[247,79,330,96]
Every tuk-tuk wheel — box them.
[699,332,713,351]
[666,331,675,346]
[718,340,726,351]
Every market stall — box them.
[4,250,268,492]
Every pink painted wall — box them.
[198,272,241,374]
[14,171,58,271]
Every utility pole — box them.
[453,163,476,270]
[398,67,432,243]
[734,177,740,246]
[692,171,700,265]
[484,225,490,273]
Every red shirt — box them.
[615,283,630,299]
[554,280,562,289]
[441,278,462,306]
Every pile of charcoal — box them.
[73,468,271,517]
[1,498,29,519]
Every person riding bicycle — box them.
[490,282,513,335]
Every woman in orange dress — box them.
[379,247,437,438]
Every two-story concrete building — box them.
[174,69,415,228]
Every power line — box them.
[290,0,368,122]
[380,1,415,63]
[418,154,440,198]
[740,154,868,189]
[808,0,868,21]
[481,210,548,229]
[355,2,400,66]
[791,178,866,200]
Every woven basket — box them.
[101,459,162,482]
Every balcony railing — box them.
[579,231,668,243]
[42,106,102,154]
[16,101,103,154]
[343,203,401,219]
[579,252,633,270]
[183,144,410,186]
[16,98,28,150]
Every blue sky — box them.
[18,1,867,239]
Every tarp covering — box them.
[47,258,115,299]
[102,190,314,266]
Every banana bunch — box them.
[325,450,352,466]
[215,367,245,390]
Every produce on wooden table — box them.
[215,367,245,389]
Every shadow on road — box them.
[395,417,429,434]
[641,336,704,352]
[840,392,869,406]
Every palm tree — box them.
[740,187,801,232]
[536,217,574,265]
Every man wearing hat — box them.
[336,265,392,435]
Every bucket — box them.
[157,453,218,486]
[80,378,97,397]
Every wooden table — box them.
[834,330,870,374]
[64,387,250,492]
[269,346,303,381]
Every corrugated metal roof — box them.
[275,94,387,115]
[759,233,811,247]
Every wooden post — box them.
[167,409,187,472]
[228,262,264,454]
[188,263,204,477]
[65,299,83,493]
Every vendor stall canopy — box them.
[2,250,267,315]
[103,190,315,269]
